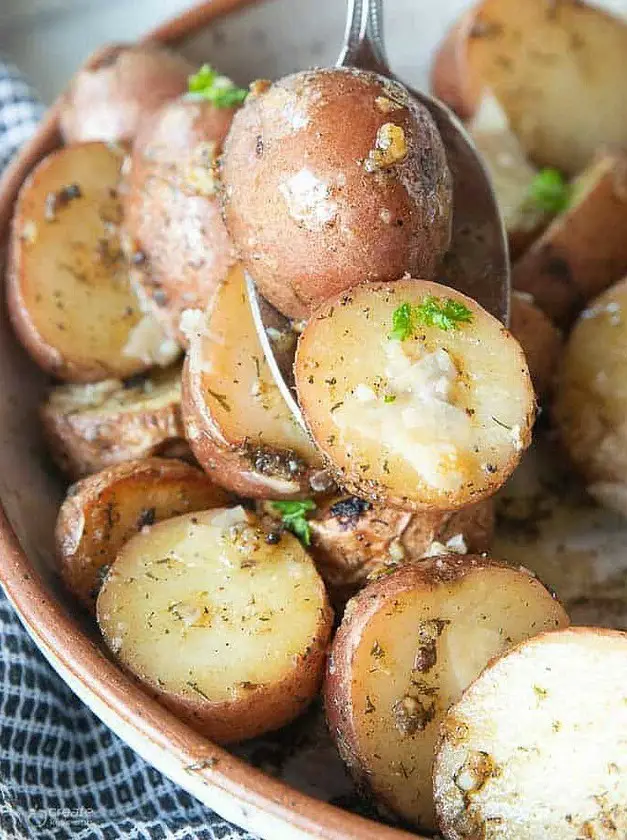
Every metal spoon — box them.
[246,0,510,432]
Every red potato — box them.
[123,95,238,342]
[431,0,627,175]
[97,507,333,743]
[324,555,568,831]
[221,67,452,319]
[182,265,330,499]
[7,142,179,382]
[509,292,562,399]
[295,278,535,512]
[434,628,627,840]
[60,43,194,144]
[56,457,230,613]
[512,152,627,327]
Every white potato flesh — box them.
[8,142,178,382]
[553,278,627,517]
[324,555,568,831]
[182,265,328,498]
[97,507,333,743]
[296,279,535,510]
[434,628,627,840]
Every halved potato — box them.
[553,277,627,517]
[41,364,185,479]
[182,265,331,499]
[324,555,568,831]
[512,152,627,326]
[56,457,230,612]
[434,627,627,840]
[295,279,535,511]
[59,43,193,144]
[7,142,179,381]
[301,496,494,601]
[510,292,562,399]
[97,507,333,743]
[431,0,627,175]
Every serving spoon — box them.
[246,0,509,432]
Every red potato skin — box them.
[509,293,562,399]
[60,43,194,144]
[430,11,478,120]
[124,97,238,342]
[221,68,452,319]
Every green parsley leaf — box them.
[384,394,397,403]
[271,500,316,546]
[414,295,473,331]
[188,64,248,108]
[389,302,413,341]
[527,168,571,215]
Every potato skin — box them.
[510,292,562,399]
[222,68,452,318]
[41,368,184,480]
[60,43,193,144]
[55,457,230,612]
[307,495,494,602]
[123,97,238,341]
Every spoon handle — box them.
[337,0,389,73]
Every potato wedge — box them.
[60,43,193,144]
[553,278,627,517]
[182,265,331,499]
[41,364,185,479]
[56,457,229,613]
[296,496,494,601]
[431,0,627,175]
[123,96,238,342]
[434,627,627,840]
[295,279,535,511]
[97,507,333,743]
[510,292,562,399]
[512,153,627,326]
[324,555,568,831]
[8,142,179,382]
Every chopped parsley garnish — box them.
[389,296,473,339]
[526,168,571,215]
[384,394,397,403]
[271,500,316,546]
[188,64,248,108]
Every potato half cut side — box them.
[553,278,627,518]
[295,279,535,511]
[434,627,627,840]
[56,457,230,613]
[512,153,627,327]
[41,364,185,480]
[182,265,331,499]
[324,555,568,831]
[431,0,627,175]
[8,142,179,381]
[97,507,333,743]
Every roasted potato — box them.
[221,68,452,319]
[60,43,193,144]
[468,93,548,259]
[41,364,185,480]
[301,495,494,601]
[324,554,568,831]
[123,94,238,341]
[56,457,230,613]
[512,152,627,327]
[97,507,333,743]
[295,278,535,511]
[182,265,331,499]
[510,292,562,399]
[553,278,627,517]
[431,0,627,175]
[8,142,179,382]
[434,627,627,840]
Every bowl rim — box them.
[0,2,422,838]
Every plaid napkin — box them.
[0,59,254,840]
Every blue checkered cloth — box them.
[0,59,254,840]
